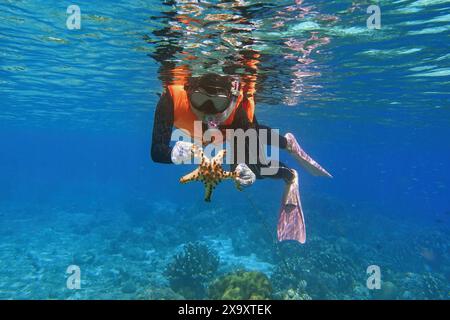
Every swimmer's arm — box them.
[151,93,174,164]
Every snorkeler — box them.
[151,73,331,244]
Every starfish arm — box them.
[213,149,226,164]
[192,144,204,160]
[204,184,213,202]
[180,168,200,184]
[221,170,233,179]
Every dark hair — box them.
[187,73,232,94]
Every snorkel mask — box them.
[188,75,240,128]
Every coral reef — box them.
[1,196,449,300]
[230,224,276,262]
[372,281,398,300]
[277,288,312,300]
[164,242,220,299]
[396,272,447,300]
[208,270,273,300]
[139,287,185,300]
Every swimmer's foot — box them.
[285,133,332,178]
[278,169,306,244]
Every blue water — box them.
[1,0,449,299]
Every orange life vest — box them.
[167,84,255,144]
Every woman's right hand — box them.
[171,141,194,164]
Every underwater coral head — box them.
[208,270,273,300]
[164,242,220,299]
[179,145,242,202]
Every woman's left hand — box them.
[235,163,256,188]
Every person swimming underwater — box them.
[151,73,332,244]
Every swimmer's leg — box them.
[284,133,332,178]
[256,124,332,178]
[247,162,306,244]
[277,168,305,243]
